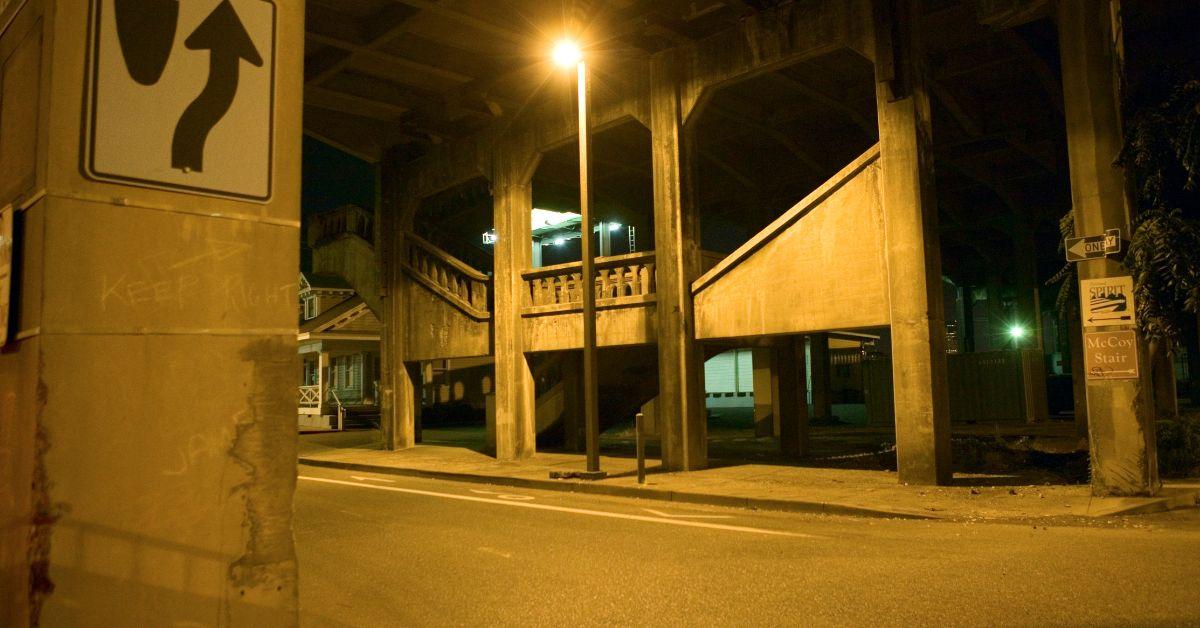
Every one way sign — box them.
[1065,229,1121,262]
[85,0,276,202]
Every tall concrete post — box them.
[776,338,810,458]
[810,333,832,420]
[1057,0,1158,496]
[380,197,421,450]
[873,0,953,485]
[752,347,776,437]
[649,52,707,471]
[0,0,302,623]
[491,162,537,460]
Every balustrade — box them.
[521,251,656,314]
[402,233,491,319]
[299,385,321,408]
[308,204,374,247]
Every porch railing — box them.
[402,232,492,320]
[521,251,656,316]
[299,385,321,408]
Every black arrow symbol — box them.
[1088,315,1133,324]
[171,1,262,173]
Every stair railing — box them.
[401,232,492,320]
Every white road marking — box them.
[470,488,535,501]
[477,546,512,559]
[642,508,733,520]
[299,476,812,538]
[350,475,395,483]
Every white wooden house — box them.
[298,273,381,430]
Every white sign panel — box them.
[85,0,276,202]
[1080,275,1137,329]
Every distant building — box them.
[297,272,381,430]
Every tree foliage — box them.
[1117,74,1200,350]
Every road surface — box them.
[295,465,1200,627]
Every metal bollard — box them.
[635,412,646,485]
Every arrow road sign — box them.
[1065,228,1121,262]
[86,0,276,202]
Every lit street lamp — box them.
[555,39,604,479]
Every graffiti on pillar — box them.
[84,0,277,202]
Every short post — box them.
[635,412,646,485]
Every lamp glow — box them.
[552,39,582,68]
[1008,324,1028,341]
[554,237,566,246]
[608,222,621,231]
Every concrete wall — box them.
[693,148,887,340]
[312,234,381,316]
[0,0,303,623]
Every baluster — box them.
[643,262,655,294]
[628,264,641,295]
[599,268,612,299]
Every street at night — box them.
[295,466,1200,627]
[3,0,1200,625]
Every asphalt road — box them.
[295,465,1200,627]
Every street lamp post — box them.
[555,40,605,479]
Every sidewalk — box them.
[297,430,1200,521]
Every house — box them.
[297,272,381,430]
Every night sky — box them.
[301,136,378,272]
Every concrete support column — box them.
[491,169,537,460]
[0,1,303,623]
[379,197,420,450]
[873,0,953,485]
[562,352,584,451]
[810,333,832,421]
[650,53,707,471]
[1058,0,1158,495]
[752,347,776,437]
[775,338,810,458]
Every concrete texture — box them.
[0,1,302,624]
[297,431,1199,521]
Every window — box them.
[302,295,317,320]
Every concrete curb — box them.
[1086,490,1200,517]
[298,457,938,520]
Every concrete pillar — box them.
[752,347,776,437]
[491,164,536,460]
[810,333,832,421]
[873,0,953,485]
[379,199,419,450]
[598,221,612,257]
[562,351,584,451]
[1058,0,1158,496]
[1067,303,1090,436]
[775,338,810,458]
[0,1,302,623]
[650,52,707,471]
